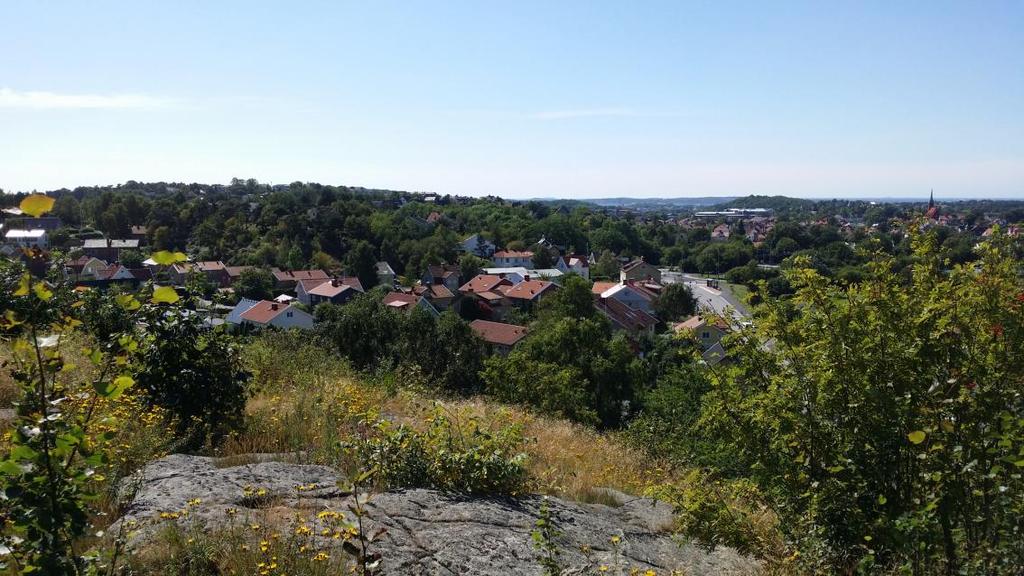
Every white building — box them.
[4,229,48,249]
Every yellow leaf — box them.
[13,273,30,297]
[32,281,53,301]
[151,285,179,304]
[19,194,55,217]
[907,430,926,445]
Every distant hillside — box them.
[715,195,814,211]
[583,196,738,210]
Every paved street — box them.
[660,269,750,320]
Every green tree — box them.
[699,231,1024,572]
[537,274,595,321]
[653,282,697,321]
[118,248,144,268]
[347,240,379,290]
[235,267,274,301]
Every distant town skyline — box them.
[1,2,1022,199]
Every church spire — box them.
[929,189,934,208]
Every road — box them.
[660,269,750,320]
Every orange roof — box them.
[239,300,289,324]
[591,281,617,295]
[459,274,510,294]
[470,320,528,347]
[503,280,556,301]
[382,292,420,308]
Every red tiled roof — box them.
[591,281,617,295]
[414,283,454,299]
[240,300,289,324]
[459,274,511,294]
[502,280,556,301]
[470,320,528,347]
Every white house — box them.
[227,299,314,330]
[460,234,496,258]
[599,282,658,314]
[555,255,590,279]
[492,250,534,268]
[4,229,48,250]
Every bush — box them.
[354,406,528,495]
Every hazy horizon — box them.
[2,2,1022,199]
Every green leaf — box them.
[907,430,926,445]
[877,494,887,505]
[106,376,135,399]
[151,285,180,304]
[151,250,187,265]
[115,294,141,311]
[0,460,23,476]
[19,194,55,217]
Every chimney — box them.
[331,278,339,287]
[523,274,530,282]
[271,303,279,310]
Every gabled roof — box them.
[308,277,363,298]
[621,258,653,273]
[502,280,556,301]
[382,292,421,309]
[226,298,260,324]
[271,268,329,282]
[376,261,396,275]
[130,225,148,235]
[673,315,730,332]
[225,265,253,278]
[240,300,293,324]
[413,283,455,300]
[562,255,589,268]
[426,264,459,280]
[459,274,511,294]
[597,297,658,333]
[82,238,139,249]
[591,281,617,296]
[470,320,528,347]
[94,264,135,281]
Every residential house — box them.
[673,314,730,354]
[595,296,658,339]
[422,264,462,293]
[598,281,659,314]
[469,320,528,356]
[482,267,564,284]
[296,277,364,306]
[493,250,534,268]
[458,274,514,320]
[271,268,329,291]
[130,225,148,245]
[4,229,48,250]
[83,264,140,287]
[410,283,456,311]
[382,292,439,317]
[501,278,558,310]
[67,255,108,280]
[555,255,590,279]
[228,299,315,330]
[376,261,396,287]
[81,238,139,262]
[619,258,661,283]
[170,261,232,288]
[225,265,254,285]
[459,234,496,258]
[426,211,443,224]
[711,224,731,242]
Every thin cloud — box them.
[0,87,175,109]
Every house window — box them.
[287,312,293,318]
[702,331,710,339]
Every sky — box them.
[1,1,1022,199]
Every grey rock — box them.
[115,455,759,576]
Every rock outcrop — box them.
[115,454,759,575]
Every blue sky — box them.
[1,1,1022,199]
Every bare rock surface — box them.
[115,454,759,575]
